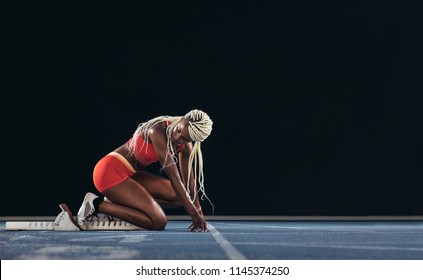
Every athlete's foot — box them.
[76,192,99,226]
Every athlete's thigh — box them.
[132,171,176,200]
[102,177,162,212]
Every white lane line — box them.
[208,223,247,260]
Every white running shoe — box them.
[77,192,99,226]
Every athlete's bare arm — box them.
[149,122,207,232]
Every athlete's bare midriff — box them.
[112,143,151,170]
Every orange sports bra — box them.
[128,136,184,164]
[127,121,184,164]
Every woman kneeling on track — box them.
[76,109,213,232]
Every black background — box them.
[2,1,423,216]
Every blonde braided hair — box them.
[128,109,214,211]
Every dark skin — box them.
[98,118,208,232]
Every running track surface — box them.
[1,220,423,260]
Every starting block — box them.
[6,203,144,231]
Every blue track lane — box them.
[1,221,423,259]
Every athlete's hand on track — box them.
[189,212,208,232]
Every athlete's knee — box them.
[151,213,167,230]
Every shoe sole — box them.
[59,203,81,230]
[77,192,98,224]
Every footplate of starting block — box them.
[6,204,144,231]
[80,218,144,231]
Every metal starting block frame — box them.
[5,203,144,231]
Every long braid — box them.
[184,110,214,212]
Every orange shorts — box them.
[92,152,136,192]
